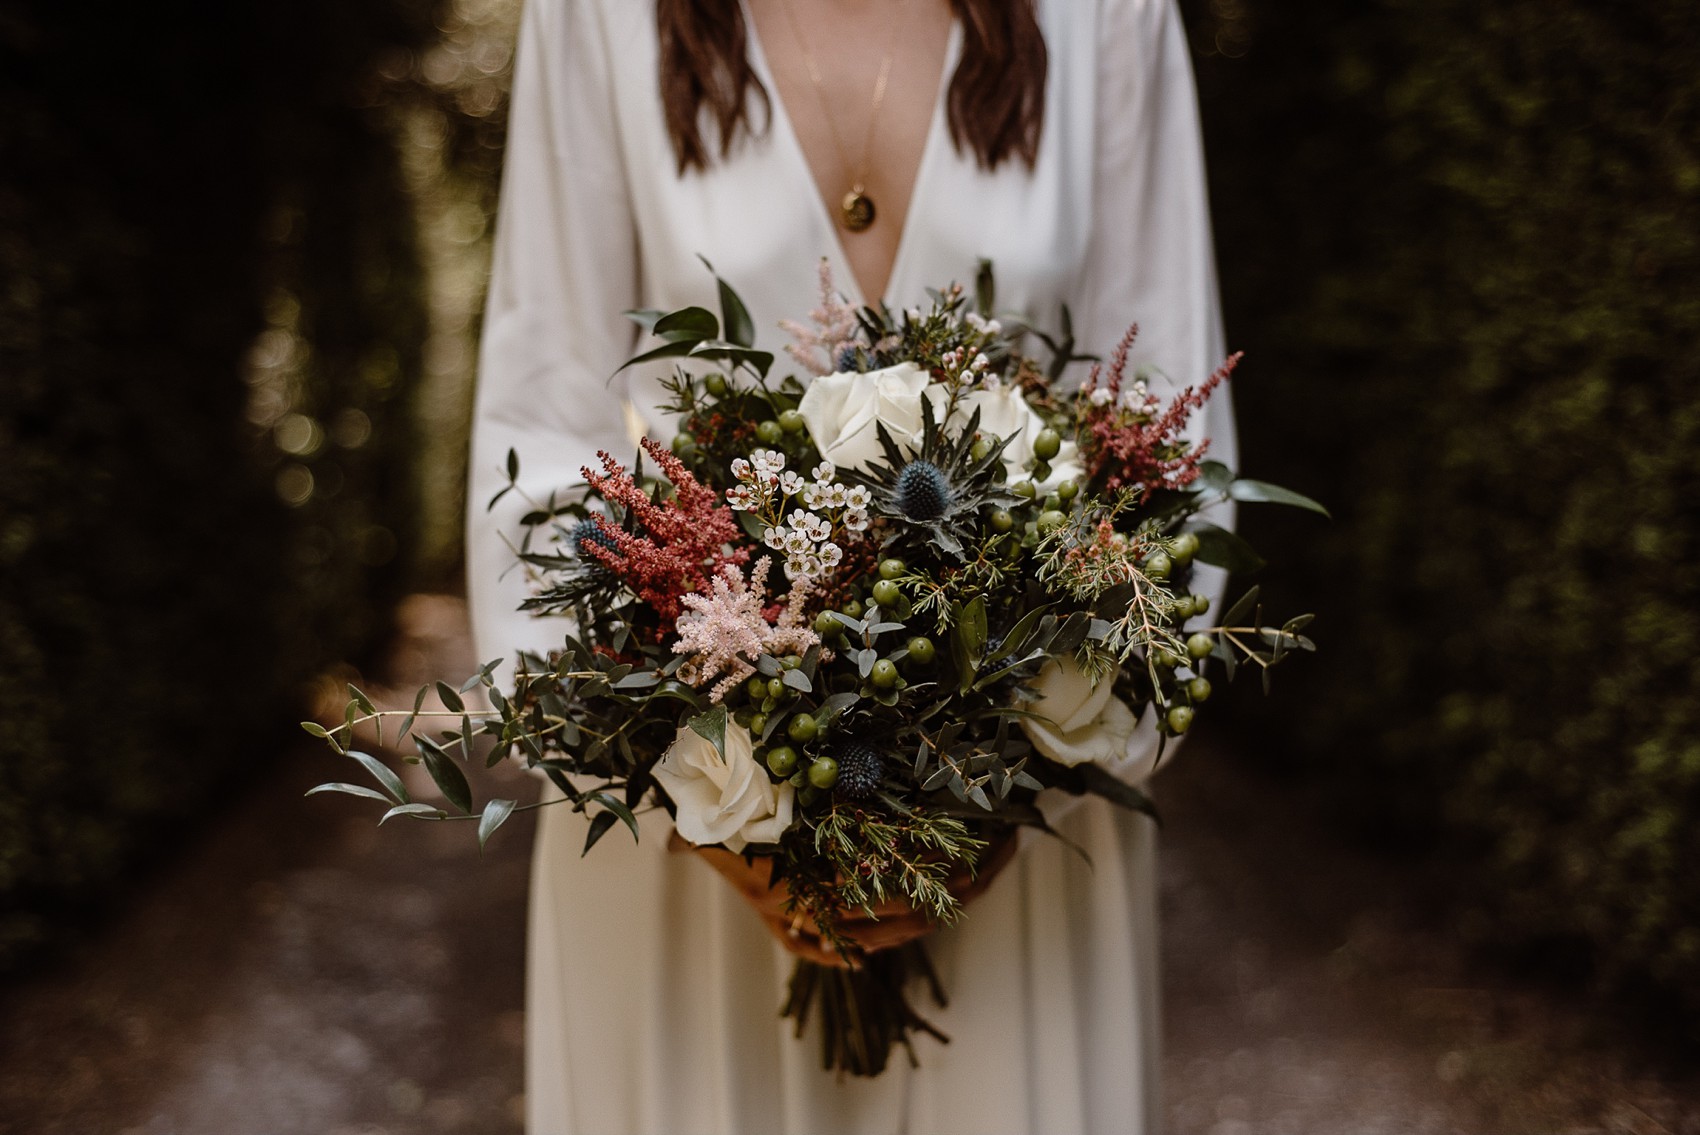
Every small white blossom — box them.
[972,353,989,371]
[779,470,804,495]
[811,461,836,481]
[791,510,831,542]
[731,457,753,480]
[844,486,872,510]
[763,526,787,550]
[844,509,870,532]
[752,449,786,476]
[1088,386,1115,407]
[726,485,756,511]
[819,543,844,567]
[783,529,812,555]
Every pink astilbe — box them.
[779,259,859,375]
[1076,325,1242,501]
[673,559,825,702]
[581,437,747,623]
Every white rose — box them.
[957,386,1083,492]
[653,722,795,852]
[797,362,949,473]
[1018,655,1139,768]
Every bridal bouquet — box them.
[304,262,1322,1075]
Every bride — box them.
[466,0,1235,1131]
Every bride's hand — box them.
[676,831,1019,968]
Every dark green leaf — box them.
[506,448,520,482]
[713,272,755,347]
[624,308,668,332]
[478,798,518,849]
[583,810,618,855]
[418,737,473,813]
[652,305,719,340]
[348,751,409,804]
[688,704,728,759]
[435,681,465,714]
[346,684,376,716]
[396,684,429,740]
[1191,523,1267,573]
[1227,479,1331,518]
[1197,460,1234,494]
[781,668,812,693]
[615,338,698,373]
[1222,586,1260,629]
[591,792,641,843]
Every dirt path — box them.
[0,597,1691,1134]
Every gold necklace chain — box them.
[775,0,908,233]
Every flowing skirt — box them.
[525,788,1160,1135]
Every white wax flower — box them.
[958,385,1084,491]
[797,362,949,473]
[653,722,794,852]
[1019,656,1139,768]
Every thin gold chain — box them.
[774,0,907,197]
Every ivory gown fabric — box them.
[465,0,1236,1131]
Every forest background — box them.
[1,0,1695,1047]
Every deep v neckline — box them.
[741,1,961,308]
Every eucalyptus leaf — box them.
[582,810,618,855]
[478,798,518,849]
[688,704,728,759]
[1197,460,1235,494]
[591,792,641,843]
[418,738,473,813]
[346,683,376,716]
[381,802,448,824]
[652,305,719,339]
[1222,585,1261,629]
[1191,522,1267,573]
[305,782,391,804]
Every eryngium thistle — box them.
[893,461,952,521]
[833,742,884,799]
[569,518,617,560]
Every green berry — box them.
[1187,677,1213,703]
[871,579,902,607]
[671,433,695,455]
[906,636,936,665]
[732,707,753,727]
[766,746,799,776]
[1144,551,1173,581]
[787,714,819,743]
[748,712,768,735]
[1186,632,1215,660]
[969,437,993,462]
[989,508,1015,533]
[755,419,784,445]
[1172,595,1196,619]
[703,373,728,398]
[1191,594,1210,616]
[1166,705,1195,734]
[777,408,805,433]
[1042,492,1062,512]
[1012,480,1038,499]
[1033,427,1062,460]
[1171,531,1200,565]
[870,659,899,689]
[807,756,840,789]
[1152,649,1180,671]
[814,611,841,636]
[766,677,787,700]
[1031,460,1052,482]
[1056,479,1079,502]
[878,558,906,580]
[841,599,864,619]
[797,784,821,807]
[782,654,803,670]
[1037,509,1068,533]
[747,676,769,700]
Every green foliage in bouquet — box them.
[303,263,1323,1073]
[1185,0,1700,1015]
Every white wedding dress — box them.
[466,1,1235,1131]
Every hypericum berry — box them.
[807,756,840,789]
[1171,531,1200,565]
[989,508,1015,532]
[766,746,799,777]
[905,636,936,665]
[1186,632,1214,660]
[1186,677,1213,703]
[1190,594,1210,616]
[871,579,902,607]
[869,659,899,689]
[832,742,884,799]
[787,713,820,743]
[1144,551,1173,581]
[703,373,729,397]
[1166,705,1195,734]
[778,409,806,433]
[878,558,906,580]
[756,420,784,445]
[894,460,952,520]
[1032,427,1062,460]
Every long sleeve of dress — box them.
[466,0,639,677]
[1062,0,1238,792]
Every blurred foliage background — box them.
[1,0,1695,1037]
[1180,0,1700,1027]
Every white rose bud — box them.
[653,722,794,852]
[1018,655,1139,769]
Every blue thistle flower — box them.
[569,518,617,561]
[834,345,859,372]
[894,460,953,521]
[832,742,884,800]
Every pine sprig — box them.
[810,799,987,923]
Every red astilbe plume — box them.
[580,438,747,623]
[1075,325,1241,501]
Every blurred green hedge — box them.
[0,1,441,968]
[1186,1,1700,1009]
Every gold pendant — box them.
[840,187,876,233]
